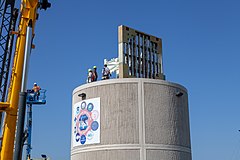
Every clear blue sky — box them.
[21,0,240,159]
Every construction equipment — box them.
[26,89,46,105]
[0,0,50,159]
[25,89,46,160]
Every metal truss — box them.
[0,0,17,103]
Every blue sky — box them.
[19,0,240,159]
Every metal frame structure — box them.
[25,103,32,160]
[0,0,18,132]
[118,25,165,80]
[0,0,17,102]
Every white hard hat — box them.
[34,82,37,85]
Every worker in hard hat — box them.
[32,82,41,100]
[102,64,110,80]
[92,66,98,81]
[87,69,93,83]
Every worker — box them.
[32,82,41,100]
[92,66,98,81]
[102,64,110,80]
[87,69,93,83]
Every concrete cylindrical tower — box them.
[71,78,191,160]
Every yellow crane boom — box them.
[0,0,50,159]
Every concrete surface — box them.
[71,78,192,160]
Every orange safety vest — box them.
[32,86,41,92]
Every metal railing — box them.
[26,89,46,104]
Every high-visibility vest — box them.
[32,86,41,92]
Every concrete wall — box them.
[71,78,192,160]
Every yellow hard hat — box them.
[93,66,97,69]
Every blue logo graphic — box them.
[80,135,86,144]
[91,121,99,131]
[87,103,94,112]
[79,114,88,131]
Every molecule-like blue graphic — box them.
[91,121,99,131]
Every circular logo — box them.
[91,121,99,131]
[91,110,99,120]
[81,101,86,110]
[87,103,94,112]
[87,131,94,140]
[80,135,86,144]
